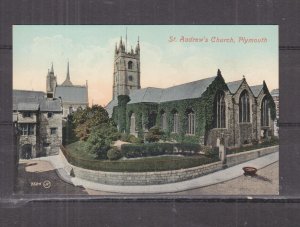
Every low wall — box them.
[59,145,278,186]
[226,145,278,167]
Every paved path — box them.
[31,151,278,194]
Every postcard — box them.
[13,25,279,195]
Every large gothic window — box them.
[128,61,133,69]
[160,111,167,131]
[239,90,250,123]
[172,110,179,133]
[186,109,195,135]
[261,97,269,126]
[130,113,136,134]
[214,92,226,128]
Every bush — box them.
[121,143,201,158]
[84,122,119,159]
[202,145,219,158]
[144,127,164,143]
[120,133,143,144]
[107,147,123,160]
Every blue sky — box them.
[13,25,278,105]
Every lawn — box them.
[63,141,218,172]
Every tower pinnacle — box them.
[61,61,73,86]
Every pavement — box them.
[30,151,279,194]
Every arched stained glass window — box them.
[239,90,250,123]
[215,92,226,128]
[261,97,269,126]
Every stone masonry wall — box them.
[59,145,278,186]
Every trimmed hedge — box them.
[61,145,218,172]
[121,143,202,158]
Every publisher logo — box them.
[42,180,51,189]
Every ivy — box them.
[116,95,130,132]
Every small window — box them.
[50,128,57,135]
[48,112,53,118]
[23,112,32,118]
[43,142,50,147]
[128,75,133,81]
[19,123,34,135]
[128,61,133,69]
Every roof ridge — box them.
[165,76,216,90]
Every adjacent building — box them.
[46,62,89,118]
[13,90,63,158]
[271,89,279,137]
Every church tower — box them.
[112,36,141,99]
[46,62,57,98]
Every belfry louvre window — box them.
[130,113,136,133]
[128,61,133,69]
[172,112,179,133]
[186,110,195,135]
[261,97,269,126]
[239,90,250,122]
[160,111,167,131]
[215,92,226,128]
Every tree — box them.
[71,105,111,141]
[84,122,119,159]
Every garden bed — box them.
[62,143,218,172]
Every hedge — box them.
[61,145,218,172]
[121,143,202,158]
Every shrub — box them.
[145,127,164,143]
[84,122,119,159]
[202,145,219,158]
[121,143,201,158]
[107,147,123,160]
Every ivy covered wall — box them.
[110,72,276,146]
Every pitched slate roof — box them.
[226,80,243,94]
[271,88,279,97]
[40,99,62,112]
[13,90,62,112]
[160,76,216,102]
[54,85,88,104]
[105,76,217,117]
[128,87,164,104]
[17,103,40,111]
[13,90,45,111]
[105,99,118,117]
[250,85,264,97]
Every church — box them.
[106,37,276,147]
[46,62,89,118]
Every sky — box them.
[13,25,278,106]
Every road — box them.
[16,160,278,196]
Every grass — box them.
[62,141,218,172]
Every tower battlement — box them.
[113,36,141,100]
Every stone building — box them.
[271,88,279,137]
[46,62,89,118]
[112,37,140,99]
[106,38,276,147]
[13,90,63,158]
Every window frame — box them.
[239,90,250,123]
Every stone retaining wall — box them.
[59,145,278,186]
[226,145,278,167]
